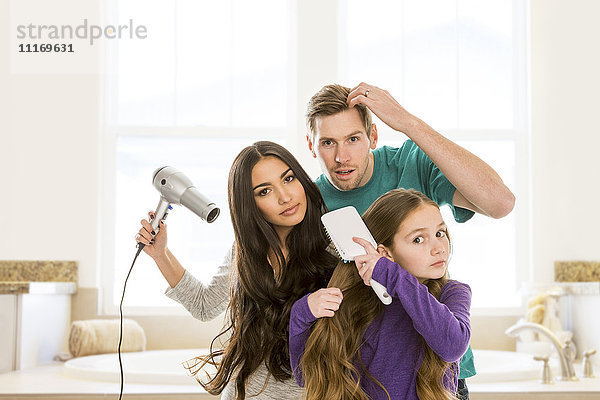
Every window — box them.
[103,0,292,313]
[340,0,528,309]
[103,0,528,313]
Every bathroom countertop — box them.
[468,361,600,399]
[469,377,600,400]
[0,281,77,295]
[555,260,600,282]
[0,362,217,399]
[0,260,77,294]
[1,361,599,400]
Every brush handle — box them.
[370,279,392,305]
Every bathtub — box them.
[63,348,213,385]
[62,348,555,385]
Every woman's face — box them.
[381,204,449,282]
[251,156,307,240]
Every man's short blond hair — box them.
[305,84,372,141]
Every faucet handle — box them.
[533,355,554,384]
[583,349,596,378]
[563,339,577,362]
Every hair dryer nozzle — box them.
[180,187,220,223]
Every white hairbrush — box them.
[321,206,392,305]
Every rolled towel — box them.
[69,319,146,358]
[525,304,545,325]
[527,293,547,309]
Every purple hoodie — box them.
[289,257,471,400]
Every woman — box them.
[136,141,338,399]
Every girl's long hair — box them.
[301,188,456,400]
[186,141,337,400]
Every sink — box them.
[470,349,559,383]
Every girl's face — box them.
[380,204,449,283]
[251,156,307,240]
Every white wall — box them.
[530,0,600,283]
[1,0,102,288]
[1,0,600,349]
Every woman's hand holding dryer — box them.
[135,211,185,288]
[136,211,167,259]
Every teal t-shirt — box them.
[315,140,476,379]
[315,142,474,222]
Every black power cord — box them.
[118,243,145,400]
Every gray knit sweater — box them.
[164,247,304,400]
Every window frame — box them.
[100,0,299,316]
[336,0,531,316]
[100,0,530,316]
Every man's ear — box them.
[306,134,317,158]
[369,123,378,150]
[377,243,393,261]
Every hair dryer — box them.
[123,167,219,398]
[149,166,220,234]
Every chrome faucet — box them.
[505,322,579,381]
[582,349,596,378]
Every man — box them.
[305,83,515,399]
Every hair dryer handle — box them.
[152,197,172,232]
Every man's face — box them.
[308,108,377,191]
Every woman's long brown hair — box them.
[185,141,337,399]
[301,188,456,400]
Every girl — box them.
[288,188,471,400]
[136,141,338,399]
